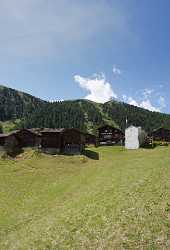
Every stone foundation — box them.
[41,148,60,155]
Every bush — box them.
[153,141,169,147]
[4,135,22,157]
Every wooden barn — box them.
[3,133,21,156]
[151,127,170,142]
[0,129,41,150]
[41,129,62,154]
[61,128,86,154]
[13,129,41,148]
[98,125,124,145]
[41,128,86,154]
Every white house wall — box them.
[125,126,139,149]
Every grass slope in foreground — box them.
[0,147,169,249]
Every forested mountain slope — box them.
[103,101,170,132]
[0,85,46,121]
[1,85,170,134]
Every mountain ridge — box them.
[1,85,170,134]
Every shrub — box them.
[153,141,169,147]
[4,135,22,157]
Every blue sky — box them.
[0,0,170,113]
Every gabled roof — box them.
[6,130,20,136]
[152,127,170,133]
[98,124,114,129]
[98,124,121,130]
[41,128,66,133]
[0,133,8,138]
[28,128,42,134]
[41,128,85,134]
[126,125,139,129]
[1,129,41,137]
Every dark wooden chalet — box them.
[151,127,170,142]
[98,125,124,145]
[41,129,62,154]
[0,133,20,152]
[4,133,21,156]
[0,129,41,149]
[13,129,41,147]
[62,128,86,154]
[41,128,86,154]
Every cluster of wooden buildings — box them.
[0,128,97,155]
[149,127,170,142]
[97,125,170,149]
[0,125,170,155]
[0,125,125,155]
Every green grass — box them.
[1,119,21,133]
[0,146,169,249]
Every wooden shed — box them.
[41,128,86,154]
[3,133,21,156]
[13,129,41,148]
[61,128,86,154]
[98,125,124,145]
[151,127,170,142]
[41,129,62,154]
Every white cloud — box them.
[50,99,64,103]
[158,96,166,109]
[74,73,117,103]
[128,97,140,107]
[124,87,167,112]
[113,65,122,75]
[140,100,160,112]
[122,94,127,102]
[127,97,160,112]
[75,71,166,111]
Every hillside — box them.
[0,85,46,121]
[103,101,170,132]
[1,85,170,133]
[22,99,170,134]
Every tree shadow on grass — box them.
[83,149,99,160]
[141,144,156,149]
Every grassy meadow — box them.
[0,146,169,249]
[1,119,21,133]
